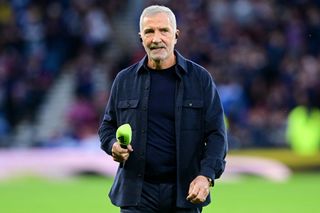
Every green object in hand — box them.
[116,123,132,148]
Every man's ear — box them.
[138,33,142,42]
[175,29,180,39]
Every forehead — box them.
[142,12,173,30]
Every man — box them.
[98,5,227,213]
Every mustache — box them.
[149,44,165,49]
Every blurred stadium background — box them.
[0,0,320,212]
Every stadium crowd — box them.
[1,0,320,151]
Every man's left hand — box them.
[186,175,211,204]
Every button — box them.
[189,103,192,106]
[142,129,145,133]
[138,174,142,177]
[143,106,147,110]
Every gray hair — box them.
[139,5,177,33]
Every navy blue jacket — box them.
[98,51,227,208]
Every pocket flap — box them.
[118,99,139,109]
[183,100,203,108]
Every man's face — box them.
[140,12,177,64]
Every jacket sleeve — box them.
[200,73,228,181]
[98,76,118,156]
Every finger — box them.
[116,145,130,154]
[186,185,200,201]
[195,187,209,203]
[190,198,201,204]
[112,156,121,162]
[113,155,128,163]
[190,197,205,204]
[187,184,209,203]
[195,185,210,202]
[122,153,129,161]
[112,150,127,163]
[189,195,202,204]
[189,191,206,204]
[112,142,124,155]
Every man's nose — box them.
[152,31,161,43]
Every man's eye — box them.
[144,30,153,34]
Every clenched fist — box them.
[111,141,133,163]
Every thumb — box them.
[127,144,134,152]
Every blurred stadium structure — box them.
[0,0,320,157]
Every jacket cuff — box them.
[200,158,226,181]
[101,138,117,155]
[199,171,216,183]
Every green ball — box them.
[116,123,132,146]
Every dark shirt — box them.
[145,66,177,183]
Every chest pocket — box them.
[181,100,203,130]
[118,99,139,109]
[117,99,139,128]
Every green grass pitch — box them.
[0,173,319,213]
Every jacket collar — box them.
[136,50,188,74]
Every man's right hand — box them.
[111,141,133,163]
